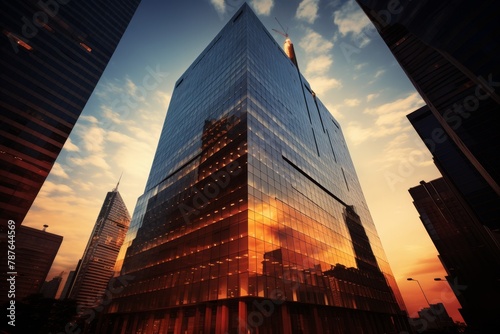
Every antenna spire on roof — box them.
[114,172,123,192]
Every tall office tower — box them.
[4,225,62,301]
[409,177,500,333]
[0,0,142,230]
[68,184,130,312]
[354,0,500,232]
[410,303,458,333]
[40,274,63,299]
[99,5,409,333]
[59,268,77,300]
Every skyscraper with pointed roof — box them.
[68,180,130,312]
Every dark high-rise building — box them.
[355,0,500,232]
[0,0,142,230]
[98,4,410,333]
[410,303,459,334]
[40,274,63,299]
[59,266,78,300]
[409,177,500,333]
[68,183,130,312]
[3,225,62,301]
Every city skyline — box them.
[21,0,462,322]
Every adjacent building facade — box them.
[2,225,62,301]
[68,184,130,312]
[98,5,409,333]
[355,2,500,332]
[0,0,141,230]
[40,274,63,299]
[409,177,500,332]
[355,0,500,232]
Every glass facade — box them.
[99,4,409,333]
[69,188,131,312]
[0,0,141,229]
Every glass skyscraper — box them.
[0,0,141,229]
[99,4,409,333]
[68,184,130,312]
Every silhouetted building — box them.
[355,2,500,332]
[409,178,500,332]
[68,183,130,312]
[0,0,142,230]
[59,268,77,300]
[40,274,63,299]
[410,303,459,334]
[355,0,500,233]
[98,4,410,333]
[3,225,62,301]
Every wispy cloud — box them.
[210,0,226,15]
[63,137,79,152]
[299,28,340,95]
[79,125,106,153]
[374,69,385,78]
[344,98,361,107]
[354,62,367,71]
[366,93,379,102]
[345,92,424,145]
[51,162,69,179]
[333,0,372,48]
[305,54,333,75]
[296,0,319,24]
[307,76,342,95]
[251,0,274,16]
[299,28,334,54]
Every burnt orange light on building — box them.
[79,42,92,52]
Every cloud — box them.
[299,28,341,96]
[299,28,334,54]
[63,137,79,152]
[101,105,123,124]
[366,93,379,102]
[363,92,423,116]
[38,181,74,196]
[210,0,226,15]
[69,154,111,171]
[333,0,372,47]
[325,103,344,120]
[354,62,367,71]
[296,0,319,24]
[344,98,360,107]
[374,69,385,78]
[251,0,274,15]
[79,115,98,124]
[154,91,171,109]
[80,125,106,153]
[305,54,333,75]
[306,76,342,96]
[345,92,424,145]
[50,162,69,179]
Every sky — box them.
[23,0,463,322]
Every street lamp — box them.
[407,278,431,306]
